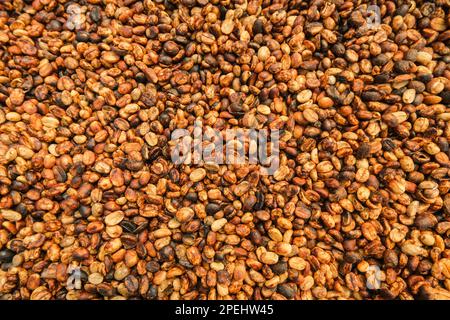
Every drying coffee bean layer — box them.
[0,0,450,300]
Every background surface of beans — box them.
[0,0,449,300]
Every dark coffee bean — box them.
[395,60,414,74]
[143,146,162,163]
[76,31,91,42]
[97,283,114,297]
[440,91,450,104]
[374,73,391,83]
[344,251,362,264]
[90,6,101,22]
[146,261,160,273]
[0,249,14,263]
[78,205,90,218]
[355,142,371,159]
[414,213,438,230]
[382,138,396,151]
[242,194,256,211]
[163,41,179,56]
[159,112,171,128]
[121,234,138,249]
[159,245,175,262]
[124,275,139,295]
[410,81,425,93]
[417,73,432,83]
[80,270,89,282]
[47,20,62,31]
[104,270,115,281]
[278,283,296,299]
[250,230,263,245]
[362,91,382,102]
[437,138,449,152]
[206,203,221,215]
[322,119,336,131]
[14,203,28,216]
[72,247,89,261]
[396,4,410,16]
[405,49,418,62]
[146,285,158,299]
[331,43,346,57]
[11,181,28,192]
[120,220,137,233]
[271,261,287,275]
[185,192,198,202]
[159,55,172,65]
[134,222,149,234]
[253,19,264,34]
[254,191,265,210]
[204,54,218,67]
[373,54,389,66]
[179,259,194,269]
